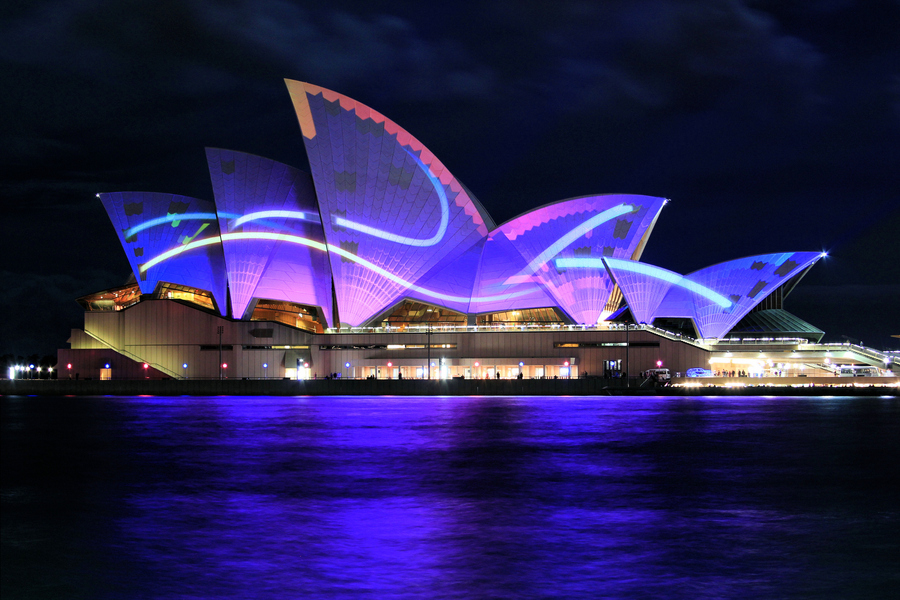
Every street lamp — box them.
[217,325,224,380]
[625,323,630,388]
[426,323,432,380]
[263,362,268,378]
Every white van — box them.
[646,368,671,382]
[839,366,879,377]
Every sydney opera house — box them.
[59,80,842,381]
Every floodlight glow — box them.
[124,212,220,237]
[183,363,188,369]
[562,257,733,308]
[230,210,314,230]
[331,148,449,247]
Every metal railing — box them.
[800,342,891,366]
[81,330,181,379]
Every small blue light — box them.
[182,363,188,369]
[104,363,110,369]
[519,361,525,367]
[345,362,350,368]
[263,363,268,368]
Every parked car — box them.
[686,367,713,378]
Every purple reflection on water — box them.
[3,395,899,599]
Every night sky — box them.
[2,0,898,357]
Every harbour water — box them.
[3,395,899,599]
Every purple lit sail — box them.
[601,259,682,325]
[286,80,492,326]
[678,252,824,339]
[469,226,561,316]
[96,81,824,338]
[99,192,228,315]
[206,149,334,323]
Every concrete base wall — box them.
[3,378,896,397]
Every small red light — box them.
[474,361,480,367]
[222,363,228,369]
[67,363,72,370]
[564,361,570,367]
[387,362,393,367]
[143,363,149,369]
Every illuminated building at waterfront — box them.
[61,81,868,382]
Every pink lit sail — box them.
[206,148,333,323]
[473,195,666,323]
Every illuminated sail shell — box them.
[676,252,823,339]
[286,80,492,325]
[601,258,683,325]
[206,148,333,323]
[606,252,823,337]
[473,195,666,323]
[99,192,227,315]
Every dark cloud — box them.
[1,0,898,354]
[0,270,121,357]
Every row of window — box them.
[197,342,657,351]
[554,342,660,348]
[319,343,458,351]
